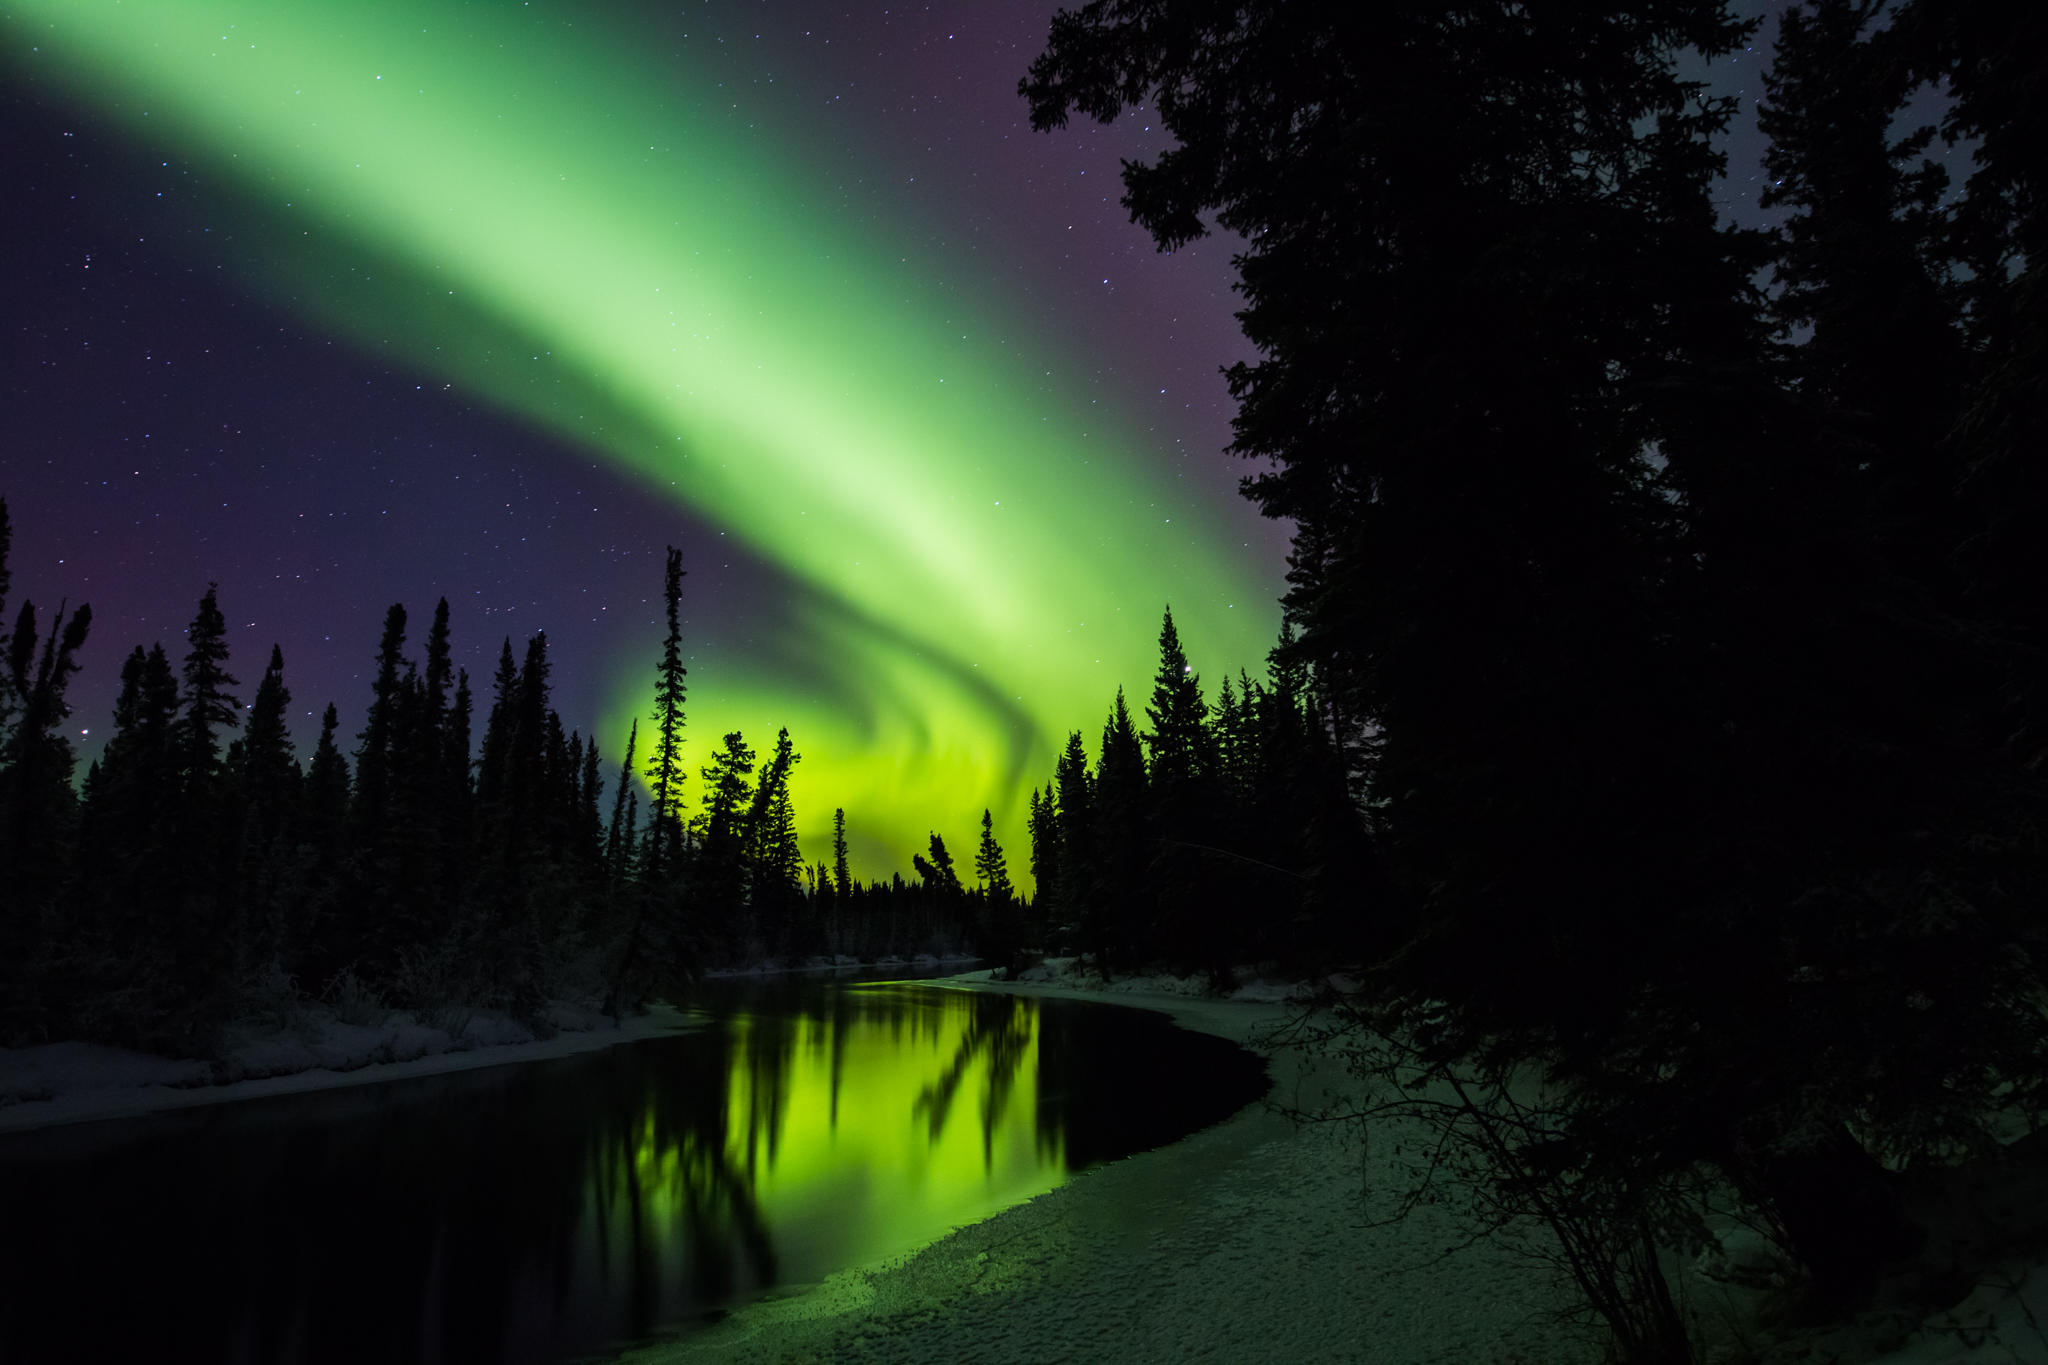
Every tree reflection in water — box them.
[0,981,1266,1364]
[590,983,1053,1334]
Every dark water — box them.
[0,980,1268,1364]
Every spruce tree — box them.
[974,809,1014,902]
[0,594,90,1040]
[692,731,757,951]
[832,806,850,895]
[744,728,804,955]
[1142,608,1223,972]
[176,586,240,787]
[642,548,689,881]
[230,646,302,970]
[352,603,408,844]
[1025,785,1059,946]
[913,832,962,896]
[0,499,14,739]
[1088,689,1150,969]
[973,809,1022,970]
[72,642,179,1038]
[1049,732,1093,952]
[605,719,640,884]
[304,703,351,871]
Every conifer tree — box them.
[643,548,689,881]
[692,730,757,949]
[832,806,850,895]
[913,832,962,896]
[228,645,302,969]
[1141,608,1225,971]
[1142,608,1211,791]
[176,586,240,788]
[0,593,90,1040]
[72,641,179,1036]
[239,647,296,811]
[0,499,14,739]
[352,603,408,842]
[744,728,803,953]
[974,809,1014,903]
[1026,785,1059,943]
[1049,732,1093,949]
[1088,688,1151,969]
[439,665,475,908]
[606,719,639,884]
[149,587,244,1041]
[304,703,351,871]
[974,809,1023,970]
[476,639,518,815]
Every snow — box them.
[1866,1266,2048,1364]
[618,981,1605,1364]
[0,1002,696,1135]
[1010,954,1336,1002]
[618,973,2048,1365]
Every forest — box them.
[0,537,1015,1053]
[1017,0,2046,1358]
[0,508,1346,1059]
[2,0,2044,1356]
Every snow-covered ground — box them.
[621,971,2048,1365]
[0,1001,695,1135]
[706,952,983,977]
[621,979,1603,1365]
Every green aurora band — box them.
[5,1,1280,880]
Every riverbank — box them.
[623,973,2048,1365]
[0,1002,696,1135]
[623,977,1603,1365]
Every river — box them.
[0,973,1269,1364]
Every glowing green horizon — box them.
[5,1,1281,883]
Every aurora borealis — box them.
[0,0,1288,878]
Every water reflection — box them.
[0,982,1267,1364]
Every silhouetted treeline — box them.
[0,530,1002,1054]
[1024,607,1364,985]
[1028,0,2048,1358]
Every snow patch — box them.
[0,1003,694,1134]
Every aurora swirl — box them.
[2,1,1280,878]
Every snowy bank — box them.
[620,979,1602,1365]
[0,1002,697,1135]
[621,973,2048,1365]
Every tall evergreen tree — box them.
[303,703,351,874]
[913,832,962,896]
[176,586,240,788]
[1049,731,1094,950]
[832,806,850,895]
[1141,608,1223,971]
[1087,688,1150,969]
[1026,784,1059,943]
[0,499,14,739]
[693,730,757,949]
[227,646,302,970]
[643,548,689,881]
[351,603,409,845]
[0,593,90,1040]
[606,719,640,885]
[745,728,804,953]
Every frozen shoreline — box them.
[625,976,1602,1365]
[0,1003,698,1136]
[625,972,2048,1365]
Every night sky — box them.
[0,0,1955,877]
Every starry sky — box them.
[0,0,1959,880]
